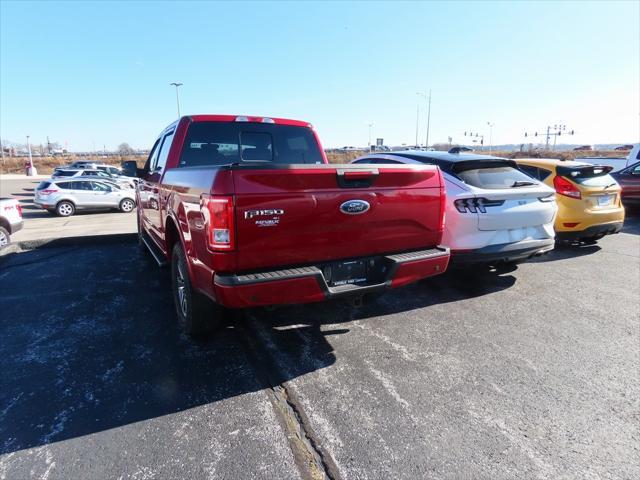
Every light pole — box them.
[170,82,183,117]
[425,89,432,149]
[416,92,427,147]
[414,103,420,148]
[366,122,374,150]
[487,122,495,154]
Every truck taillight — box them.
[553,176,581,199]
[16,204,23,217]
[201,195,235,251]
[40,189,59,195]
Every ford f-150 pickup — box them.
[124,115,450,336]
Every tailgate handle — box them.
[337,168,379,188]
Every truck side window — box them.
[152,130,175,173]
[145,138,160,173]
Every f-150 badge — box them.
[245,209,284,227]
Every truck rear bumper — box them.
[213,247,450,308]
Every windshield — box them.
[179,122,324,167]
[455,166,538,189]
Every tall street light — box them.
[425,89,432,149]
[416,92,426,147]
[487,122,495,154]
[366,122,375,150]
[170,82,183,118]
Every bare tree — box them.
[117,142,134,155]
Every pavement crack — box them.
[241,316,342,480]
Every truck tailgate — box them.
[231,164,443,271]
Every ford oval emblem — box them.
[340,199,370,215]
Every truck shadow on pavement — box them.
[0,242,339,454]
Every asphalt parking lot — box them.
[1,216,638,479]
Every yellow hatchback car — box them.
[515,158,624,243]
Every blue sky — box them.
[1,1,638,151]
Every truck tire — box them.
[56,201,75,217]
[0,226,10,249]
[171,243,223,337]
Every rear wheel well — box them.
[164,217,180,255]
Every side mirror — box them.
[122,160,140,178]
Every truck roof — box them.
[187,114,312,128]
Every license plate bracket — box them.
[328,259,368,286]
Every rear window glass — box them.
[456,166,537,189]
[557,166,616,187]
[573,174,617,187]
[55,170,75,177]
[179,122,323,167]
[57,182,73,190]
[36,181,51,190]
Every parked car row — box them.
[122,114,633,338]
[30,161,139,217]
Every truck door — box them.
[145,129,175,244]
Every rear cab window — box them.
[179,122,323,167]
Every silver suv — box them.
[34,178,136,217]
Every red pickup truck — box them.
[124,115,449,336]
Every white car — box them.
[0,198,24,248]
[353,150,558,265]
[34,178,136,217]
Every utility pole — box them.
[524,125,573,151]
[47,136,51,155]
[545,126,550,151]
[170,82,183,118]
[425,89,432,149]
